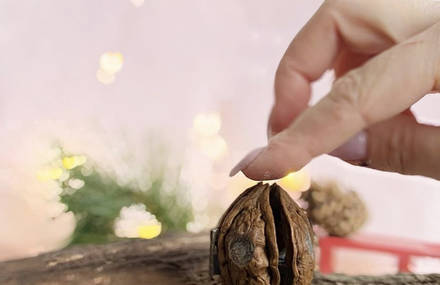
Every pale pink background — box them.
[1,0,440,264]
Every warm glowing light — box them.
[200,135,227,160]
[278,169,311,192]
[228,172,258,197]
[99,52,124,75]
[137,224,162,239]
[131,0,144,7]
[114,204,161,239]
[96,68,115,85]
[62,155,87,170]
[193,113,221,137]
[37,167,63,181]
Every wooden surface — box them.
[1,233,440,285]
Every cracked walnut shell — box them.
[210,183,315,285]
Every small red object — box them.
[319,233,440,273]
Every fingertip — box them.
[229,147,266,178]
[241,167,284,181]
[241,139,310,181]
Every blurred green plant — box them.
[42,145,193,246]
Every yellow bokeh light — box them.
[62,155,87,170]
[200,135,227,160]
[37,167,63,182]
[193,113,221,137]
[137,224,162,239]
[99,52,124,75]
[278,169,311,192]
[228,172,258,197]
[131,0,144,7]
[96,68,115,85]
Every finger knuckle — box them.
[328,72,369,126]
[369,119,415,175]
[428,23,440,88]
[383,127,414,174]
[323,0,344,18]
[430,20,440,34]
[324,0,343,9]
[323,0,353,13]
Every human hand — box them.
[231,0,440,180]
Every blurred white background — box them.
[1,0,440,267]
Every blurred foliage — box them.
[51,146,193,246]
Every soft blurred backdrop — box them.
[1,0,440,275]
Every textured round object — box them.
[302,182,367,237]
[215,183,315,285]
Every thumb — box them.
[365,115,440,179]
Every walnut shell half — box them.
[211,183,315,285]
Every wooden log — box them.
[1,233,440,285]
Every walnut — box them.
[210,183,315,285]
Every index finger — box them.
[270,2,341,135]
[244,23,440,180]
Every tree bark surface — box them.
[1,233,439,285]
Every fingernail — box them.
[229,147,266,177]
[329,131,368,161]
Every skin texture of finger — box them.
[269,3,340,135]
[269,0,440,138]
[367,115,440,180]
[329,109,414,164]
[242,23,440,180]
[329,131,368,161]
